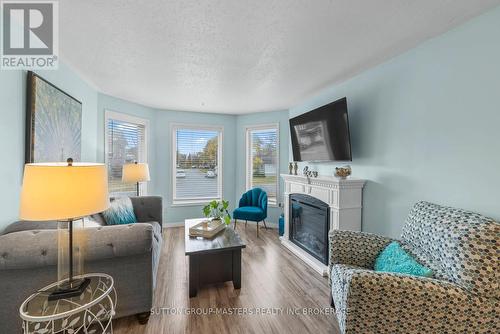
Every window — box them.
[246,124,279,206]
[105,111,148,197]
[172,124,223,205]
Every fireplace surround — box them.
[281,174,365,276]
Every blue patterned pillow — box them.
[102,197,137,225]
[375,241,433,277]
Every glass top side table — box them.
[20,273,117,334]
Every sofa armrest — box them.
[0,223,155,270]
[330,265,497,333]
[130,196,163,229]
[328,230,392,270]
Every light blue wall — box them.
[0,70,26,231]
[289,6,500,237]
[235,111,290,225]
[0,64,99,231]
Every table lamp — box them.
[122,162,150,196]
[19,158,109,300]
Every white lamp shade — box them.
[122,163,150,183]
[19,163,110,221]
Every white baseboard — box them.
[164,220,278,229]
[163,221,185,228]
[234,220,278,229]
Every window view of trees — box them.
[248,128,278,205]
[106,117,146,197]
[174,128,221,201]
[176,136,218,169]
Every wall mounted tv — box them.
[289,97,352,162]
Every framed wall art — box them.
[25,71,82,163]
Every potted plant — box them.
[202,200,231,226]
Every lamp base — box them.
[48,277,91,301]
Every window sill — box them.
[172,199,222,207]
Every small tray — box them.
[189,219,225,238]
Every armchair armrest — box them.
[329,230,392,270]
[330,265,497,333]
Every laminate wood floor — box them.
[113,225,340,334]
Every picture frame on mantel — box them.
[25,71,83,163]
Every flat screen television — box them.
[289,97,352,162]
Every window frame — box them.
[245,123,280,207]
[171,123,224,206]
[104,110,149,197]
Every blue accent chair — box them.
[233,188,268,236]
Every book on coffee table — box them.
[188,219,225,238]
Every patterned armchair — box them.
[329,201,499,333]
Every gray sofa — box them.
[0,196,163,334]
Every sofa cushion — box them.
[401,201,500,298]
[1,221,59,235]
[374,241,433,277]
[0,217,103,236]
[103,197,137,225]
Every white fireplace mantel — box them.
[280,174,365,276]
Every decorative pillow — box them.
[102,197,137,225]
[374,241,433,278]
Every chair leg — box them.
[263,220,268,229]
[256,221,259,237]
[245,220,247,228]
[234,219,237,230]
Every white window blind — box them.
[246,125,279,205]
[105,112,148,197]
[173,125,222,204]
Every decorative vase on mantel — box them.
[335,165,352,179]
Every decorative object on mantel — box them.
[202,200,232,225]
[335,165,352,179]
[302,166,318,178]
[293,162,298,175]
[288,162,293,174]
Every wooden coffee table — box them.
[185,218,246,298]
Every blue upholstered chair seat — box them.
[233,206,266,222]
[233,188,268,236]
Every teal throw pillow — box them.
[374,241,433,278]
[103,197,137,225]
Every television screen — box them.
[289,97,352,162]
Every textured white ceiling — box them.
[60,0,500,114]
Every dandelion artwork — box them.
[26,72,82,163]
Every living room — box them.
[1,1,499,334]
